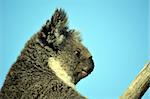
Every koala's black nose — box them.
[89,56,94,66]
[88,56,94,73]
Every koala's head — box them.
[38,9,94,84]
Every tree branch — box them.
[120,61,150,99]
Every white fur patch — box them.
[48,57,75,88]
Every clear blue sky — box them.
[0,0,149,99]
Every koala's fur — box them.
[0,9,94,99]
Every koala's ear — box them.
[38,8,69,50]
[51,8,68,30]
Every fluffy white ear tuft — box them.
[38,8,69,50]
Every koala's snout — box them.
[81,56,94,76]
[89,56,94,65]
[87,56,94,74]
[74,56,94,84]
[82,48,94,73]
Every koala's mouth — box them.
[74,58,94,84]
[79,69,88,78]
[74,67,93,84]
[80,66,94,78]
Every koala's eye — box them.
[74,49,81,57]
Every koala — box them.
[0,9,94,99]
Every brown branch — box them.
[120,61,150,99]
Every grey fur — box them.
[0,8,94,99]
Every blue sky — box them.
[0,0,149,99]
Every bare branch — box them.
[120,62,150,99]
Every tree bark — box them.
[120,62,150,99]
